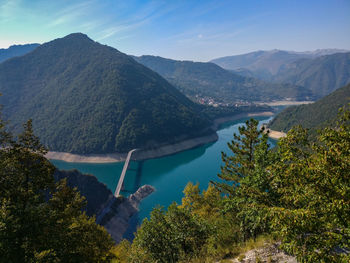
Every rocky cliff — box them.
[55,169,154,243]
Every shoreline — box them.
[262,124,287,139]
[46,111,274,163]
[257,100,314,106]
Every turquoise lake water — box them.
[52,116,275,233]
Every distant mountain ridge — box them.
[133,55,311,103]
[211,49,348,76]
[0,33,212,154]
[211,50,350,99]
[273,52,350,98]
[269,83,350,133]
[0,43,40,63]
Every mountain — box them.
[211,49,349,81]
[0,33,212,154]
[133,55,311,103]
[0,43,40,63]
[269,83,350,133]
[273,52,350,98]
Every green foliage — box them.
[180,183,242,259]
[124,107,349,263]
[269,83,350,133]
[130,204,211,263]
[110,240,131,263]
[0,33,211,154]
[215,119,266,195]
[0,117,115,262]
[268,108,350,262]
[214,119,278,241]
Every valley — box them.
[52,115,276,239]
[1,7,349,259]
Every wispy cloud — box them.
[0,0,21,22]
[47,0,96,27]
[96,1,180,41]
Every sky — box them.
[0,0,349,61]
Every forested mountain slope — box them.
[211,49,348,81]
[133,55,311,102]
[212,50,350,100]
[269,83,350,132]
[0,33,212,154]
[273,52,350,98]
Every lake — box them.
[52,116,275,236]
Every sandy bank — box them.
[262,124,287,140]
[46,111,274,163]
[46,151,127,163]
[267,129,287,139]
[46,133,218,163]
[257,100,314,106]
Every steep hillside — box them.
[0,43,39,63]
[0,33,212,154]
[133,55,311,102]
[55,169,154,243]
[269,83,350,132]
[274,52,350,98]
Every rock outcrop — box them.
[55,169,154,243]
[230,243,297,263]
[97,185,155,242]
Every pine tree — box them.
[214,119,267,195]
[0,117,115,262]
[213,119,276,240]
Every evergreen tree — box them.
[213,119,276,240]
[0,118,115,262]
[214,119,267,195]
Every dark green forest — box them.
[269,83,350,134]
[0,33,213,154]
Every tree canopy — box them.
[0,33,212,154]
[0,114,115,262]
[121,107,350,263]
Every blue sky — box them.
[1,0,349,61]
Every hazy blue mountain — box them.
[0,43,40,63]
[273,52,350,98]
[211,49,349,81]
[269,83,350,133]
[0,33,212,154]
[133,55,312,103]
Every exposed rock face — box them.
[231,243,297,263]
[97,185,155,243]
[54,169,154,243]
